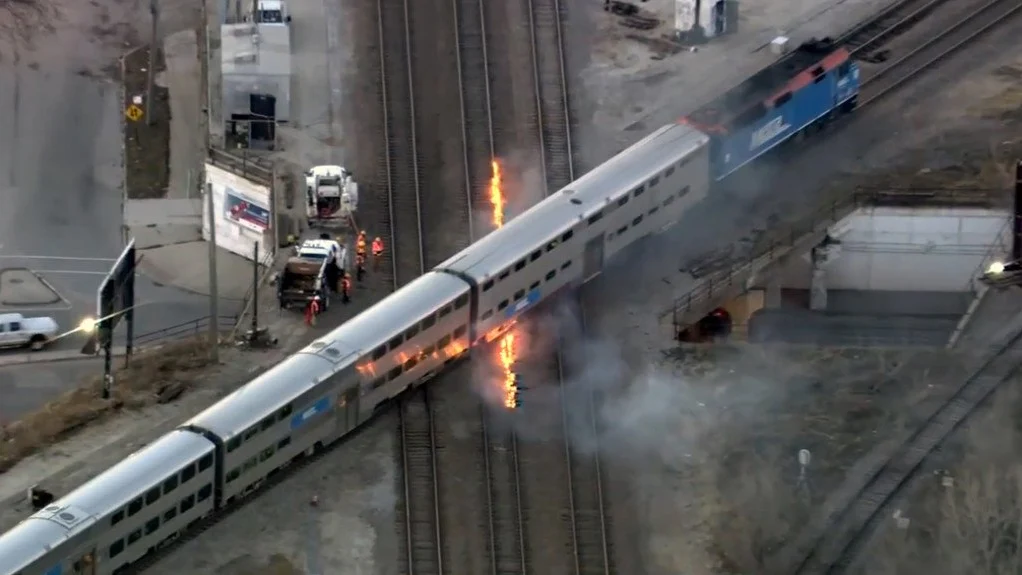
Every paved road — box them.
[0,62,229,351]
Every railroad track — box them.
[529,0,574,192]
[398,390,445,575]
[777,317,1022,575]
[857,0,1022,106]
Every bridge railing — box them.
[660,187,1008,329]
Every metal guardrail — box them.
[134,315,240,347]
[207,146,274,187]
[661,187,1009,328]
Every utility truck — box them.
[276,237,346,310]
[305,165,358,230]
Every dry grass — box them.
[0,338,216,474]
[644,344,977,574]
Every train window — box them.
[811,65,824,77]
[514,259,525,272]
[405,325,420,340]
[387,366,402,381]
[145,517,160,536]
[633,186,645,197]
[439,304,453,318]
[260,446,275,462]
[371,346,386,360]
[200,453,215,472]
[838,62,851,76]
[111,510,124,526]
[454,325,467,339]
[226,468,241,483]
[145,487,160,505]
[529,281,540,291]
[607,232,616,242]
[128,497,143,517]
[404,357,418,371]
[370,377,386,389]
[775,92,792,106]
[259,417,274,432]
[422,314,436,329]
[244,427,259,441]
[813,73,827,84]
[546,240,558,252]
[280,403,294,419]
[677,157,688,169]
[455,294,469,309]
[587,211,603,225]
[530,250,541,262]
[423,344,436,356]
[561,260,571,270]
[109,540,125,558]
[648,206,659,216]
[388,335,404,350]
[181,463,197,483]
[546,270,556,281]
[561,230,573,242]
[180,495,195,513]
[617,225,627,236]
[163,507,178,523]
[617,196,628,207]
[632,215,643,226]
[242,456,258,472]
[498,300,509,311]
[128,529,142,545]
[514,289,525,301]
[649,176,660,188]
[664,195,675,207]
[665,166,675,178]
[278,437,291,450]
[482,310,494,320]
[498,269,510,280]
[483,279,495,292]
[438,334,452,348]
[226,437,241,453]
[679,185,690,198]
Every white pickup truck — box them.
[0,313,59,351]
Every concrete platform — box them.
[138,242,261,301]
[0,268,62,306]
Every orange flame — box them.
[499,332,517,409]
[490,160,505,229]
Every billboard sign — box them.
[224,187,270,232]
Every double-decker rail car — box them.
[683,38,860,180]
[0,430,216,575]
[439,123,710,341]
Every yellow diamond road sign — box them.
[125,104,143,122]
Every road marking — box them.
[0,255,116,262]
[32,270,110,275]
[0,304,73,313]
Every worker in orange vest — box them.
[355,253,366,282]
[341,273,352,304]
[305,296,321,326]
[356,231,367,257]
[371,237,384,271]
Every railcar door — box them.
[582,235,605,282]
[338,387,361,432]
[71,550,96,574]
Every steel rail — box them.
[378,0,444,571]
[452,0,528,571]
[526,0,611,572]
[782,317,1022,574]
[858,0,1022,106]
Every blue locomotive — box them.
[683,38,861,180]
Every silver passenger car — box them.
[439,123,710,337]
[0,430,216,575]
[180,271,471,504]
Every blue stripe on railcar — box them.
[291,396,331,430]
[505,288,541,318]
[712,62,859,180]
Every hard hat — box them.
[374,237,382,242]
[313,295,321,301]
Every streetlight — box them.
[78,317,97,334]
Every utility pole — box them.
[1013,160,1022,261]
[252,241,260,335]
[206,183,220,361]
[146,0,160,126]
